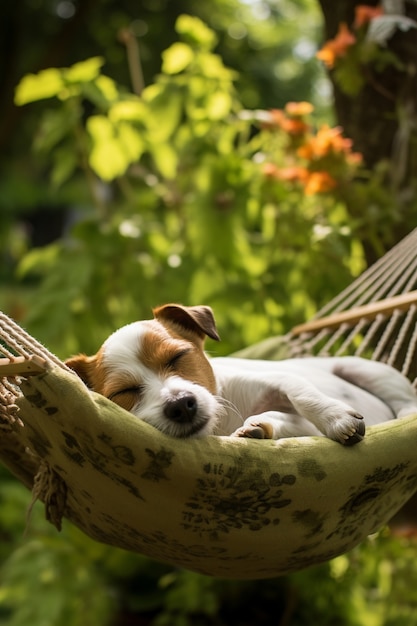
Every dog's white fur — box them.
[66,304,417,445]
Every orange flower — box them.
[272,166,310,182]
[266,109,310,135]
[262,163,309,183]
[315,125,353,156]
[316,22,356,68]
[283,117,310,135]
[346,151,363,165]
[298,125,354,160]
[304,171,337,195]
[284,101,314,116]
[354,4,383,29]
[262,162,280,178]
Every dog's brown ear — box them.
[153,304,220,341]
[65,354,98,389]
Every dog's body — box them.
[66,304,417,444]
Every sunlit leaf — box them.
[206,91,233,120]
[118,122,145,161]
[141,83,160,101]
[198,53,236,80]
[94,75,120,102]
[80,84,110,110]
[150,142,178,179]
[143,85,183,141]
[57,84,82,100]
[87,115,130,180]
[15,57,106,106]
[87,115,144,180]
[15,69,64,105]
[175,14,217,49]
[64,56,104,83]
[162,42,194,74]
[109,99,147,122]
[87,115,114,142]
[186,75,207,99]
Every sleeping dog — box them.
[66,304,417,444]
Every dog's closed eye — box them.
[109,386,144,402]
[166,349,191,370]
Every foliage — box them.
[11,15,364,358]
[0,0,326,297]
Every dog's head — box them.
[66,304,223,437]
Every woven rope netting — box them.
[287,228,417,387]
[0,315,69,426]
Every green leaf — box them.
[143,85,183,141]
[15,68,64,105]
[175,14,217,50]
[51,146,78,188]
[109,99,147,122]
[87,115,130,180]
[162,42,194,74]
[81,75,120,108]
[96,75,119,100]
[206,91,233,120]
[64,56,104,83]
[17,243,60,278]
[34,108,76,153]
[87,115,144,180]
[118,121,145,161]
[198,52,236,80]
[14,57,105,106]
[150,142,178,179]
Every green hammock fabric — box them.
[1,350,417,580]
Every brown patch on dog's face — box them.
[139,324,217,395]
[65,351,106,392]
[104,380,143,413]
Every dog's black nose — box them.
[164,393,197,423]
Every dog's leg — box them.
[232,374,366,445]
[332,357,417,419]
[232,411,322,440]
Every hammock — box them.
[1,231,417,580]
[288,227,417,382]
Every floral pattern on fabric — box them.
[183,456,296,540]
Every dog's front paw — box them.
[326,410,365,446]
[231,421,273,439]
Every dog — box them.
[65,304,417,444]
